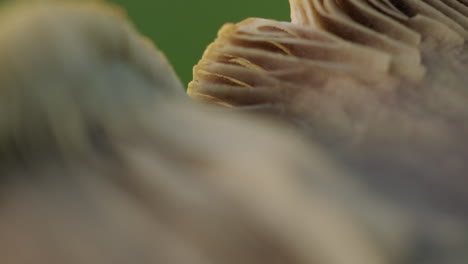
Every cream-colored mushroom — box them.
[188,1,468,263]
[187,0,468,180]
[0,1,467,264]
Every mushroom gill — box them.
[187,0,468,186]
[188,0,467,107]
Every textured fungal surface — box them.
[188,1,468,263]
[189,0,467,105]
[188,0,468,190]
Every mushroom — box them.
[187,0,468,203]
[188,0,468,262]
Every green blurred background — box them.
[111,0,290,86]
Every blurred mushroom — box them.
[0,2,402,264]
[0,0,185,159]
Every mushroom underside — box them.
[188,1,468,262]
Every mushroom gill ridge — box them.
[188,0,467,106]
